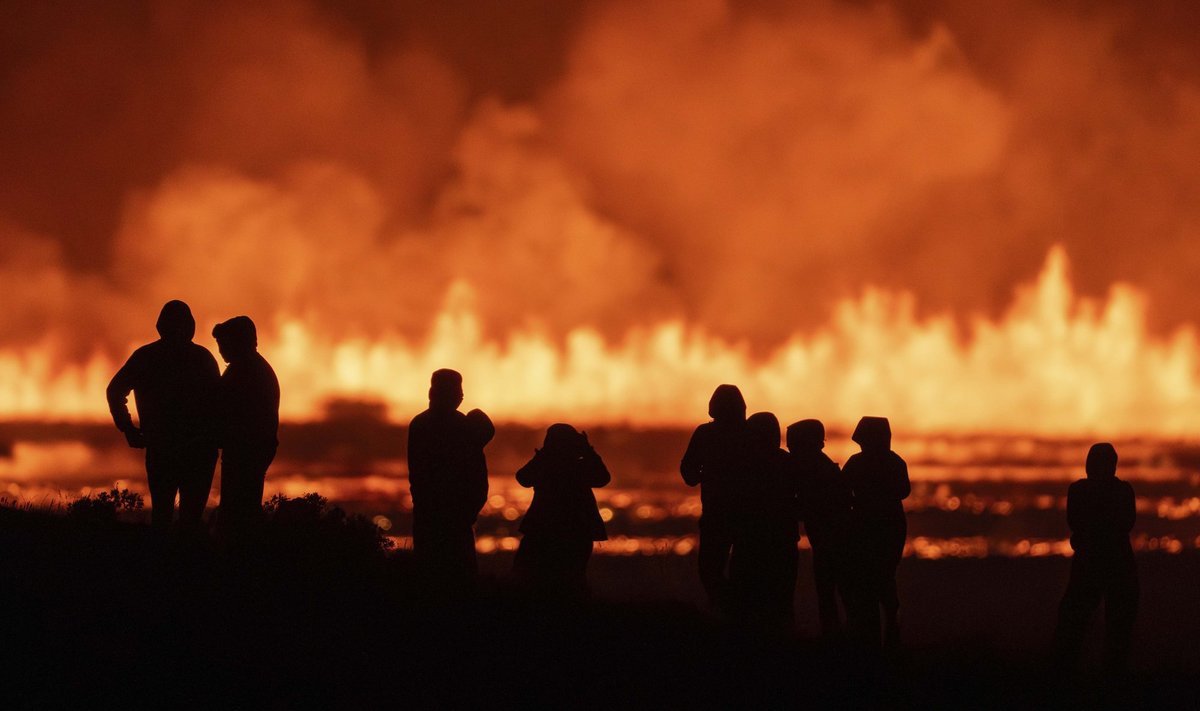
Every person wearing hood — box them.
[106,300,220,534]
[1053,443,1138,673]
[680,384,749,612]
[512,423,610,595]
[407,369,495,587]
[788,418,851,638]
[841,416,910,650]
[729,411,798,630]
[211,316,280,531]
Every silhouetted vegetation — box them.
[66,486,144,523]
[0,498,1197,707]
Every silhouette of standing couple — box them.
[106,301,280,535]
[682,384,909,647]
[406,369,610,594]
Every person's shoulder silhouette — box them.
[212,315,279,449]
[1067,443,1136,554]
[680,384,748,487]
[843,416,909,508]
[107,300,220,448]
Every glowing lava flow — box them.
[2,247,1198,434]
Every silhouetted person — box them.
[1053,443,1138,674]
[729,412,798,630]
[788,419,851,638]
[211,316,279,532]
[407,369,495,587]
[680,384,748,613]
[842,416,909,650]
[513,424,610,596]
[106,300,219,534]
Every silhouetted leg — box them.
[698,521,733,612]
[145,447,180,533]
[1103,551,1139,674]
[727,541,758,624]
[776,542,799,630]
[416,519,478,591]
[1053,556,1104,671]
[880,527,906,650]
[879,574,901,651]
[513,534,539,581]
[456,526,478,582]
[569,539,593,595]
[219,446,274,534]
[177,446,217,536]
[811,543,841,636]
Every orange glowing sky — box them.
[3,0,1200,430]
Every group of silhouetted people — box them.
[108,301,1140,671]
[682,385,910,648]
[405,369,610,595]
[106,301,279,537]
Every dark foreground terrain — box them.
[2,502,1197,709]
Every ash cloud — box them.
[2,0,1200,357]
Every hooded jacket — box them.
[516,424,610,541]
[1067,443,1135,554]
[106,301,220,447]
[680,385,749,525]
[842,416,910,520]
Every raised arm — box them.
[515,450,547,488]
[580,448,611,488]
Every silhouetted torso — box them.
[517,447,610,542]
[215,352,280,453]
[681,420,749,531]
[737,444,797,544]
[407,408,494,533]
[108,339,219,449]
[795,449,850,544]
[843,449,910,533]
[1067,478,1135,555]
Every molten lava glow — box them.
[1,246,1198,434]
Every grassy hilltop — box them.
[1,495,1197,708]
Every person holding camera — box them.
[513,423,611,595]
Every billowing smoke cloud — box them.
[3,0,1200,360]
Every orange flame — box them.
[0,246,1196,434]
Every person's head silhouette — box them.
[708,384,746,424]
[747,411,781,451]
[851,416,891,452]
[212,316,258,364]
[542,423,583,455]
[786,419,825,453]
[1085,442,1118,479]
[429,369,464,411]
[156,300,196,343]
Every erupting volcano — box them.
[2,0,1200,435]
